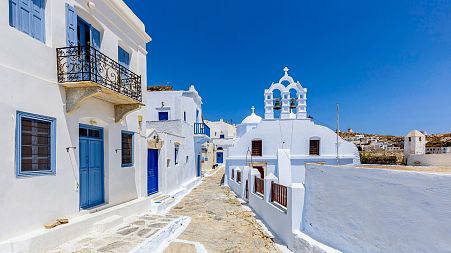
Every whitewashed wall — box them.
[303,164,451,253]
[407,153,451,166]
[0,0,149,242]
[144,88,203,195]
[226,119,359,186]
[147,121,197,195]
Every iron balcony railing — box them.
[56,45,142,102]
[194,123,210,137]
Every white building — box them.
[225,68,360,249]
[144,85,206,195]
[226,68,360,186]
[404,130,426,156]
[0,0,151,250]
[426,147,451,154]
[205,119,237,164]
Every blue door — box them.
[79,125,104,209]
[77,18,91,80]
[216,152,224,164]
[197,154,201,177]
[147,149,158,195]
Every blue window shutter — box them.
[9,0,19,28]
[91,26,101,50]
[65,3,77,46]
[118,46,130,69]
[31,0,44,42]
[19,0,31,35]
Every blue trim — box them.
[9,0,45,43]
[158,111,169,121]
[16,111,56,177]
[79,124,104,209]
[121,130,134,167]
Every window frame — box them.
[16,111,56,177]
[158,111,169,121]
[9,0,46,43]
[121,131,134,167]
[174,143,180,165]
[309,138,320,156]
[251,139,262,156]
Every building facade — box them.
[205,119,236,165]
[0,0,150,245]
[144,85,207,195]
[226,68,360,186]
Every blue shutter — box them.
[118,47,130,69]
[65,4,77,46]
[91,26,101,50]
[19,0,31,35]
[9,0,19,28]
[31,0,44,42]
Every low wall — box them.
[228,167,304,249]
[303,164,451,253]
[407,153,451,166]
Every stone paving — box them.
[164,167,281,253]
[47,213,181,253]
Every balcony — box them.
[194,123,210,137]
[56,45,143,122]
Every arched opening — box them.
[272,89,282,119]
[289,88,298,115]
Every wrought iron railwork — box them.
[56,45,142,102]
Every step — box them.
[93,215,123,232]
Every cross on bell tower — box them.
[283,67,289,76]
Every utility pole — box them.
[336,103,340,165]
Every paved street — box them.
[164,168,281,253]
[47,213,183,253]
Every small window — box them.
[158,111,168,121]
[9,0,45,43]
[409,137,412,142]
[121,131,133,167]
[118,46,130,68]
[252,140,262,156]
[16,111,56,176]
[419,137,422,141]
[174,144,180,165]
[220,134,225,139]
[184,111,187,122]
[309,139,320,155]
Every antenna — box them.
[336,103,340,165]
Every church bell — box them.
[290,98,297,109]
[273,98,281,110]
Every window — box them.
[9,0,45,42]
[174,144,180,165]
[16,111,55,176]
[184,111,187,122]
[158,111,168,121]
[419,137,422,141]
[252,140,262,156]
[309,139,320,155]
[121,131,133,167]
[220,134,225,139]
[118,46,130,68]
[409,137,412,142]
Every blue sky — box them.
[124,0,450,135]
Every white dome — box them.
[241,106,262,124]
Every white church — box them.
[226,68,360,186]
